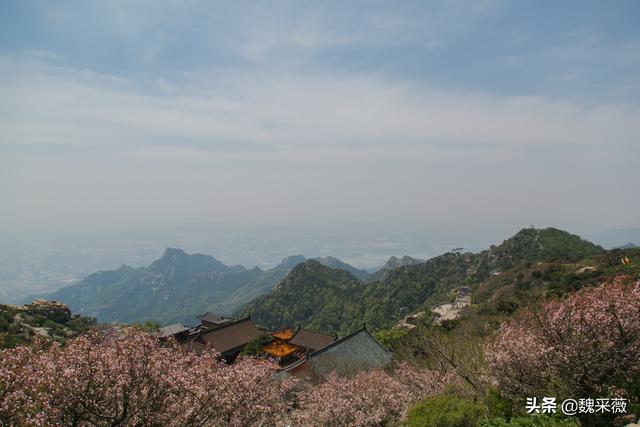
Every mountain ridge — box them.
[242,227,605,334]
[368,255,424,282]
[242,260,364,333]
[38,250,369,325]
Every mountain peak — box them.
[149,248,231,276]
[615,242,638,250]
[366,255,424,282]
[294,258,324,271]
[276,255,307,270]
[382,255,423,271]
[161,248,188,259]
[488,227,604,269]
[243,259,364,333]
[313,256,370,281]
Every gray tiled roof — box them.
[288,327,337,351]
[199,312,232,324]
[199,317,260,354]
[157,323,190,338]
[280,326,391,378]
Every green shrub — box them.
[406,394,485,427]
[66,316,97,332]
[1,311,13,323]
[25,314,47,327]
[374,327,408,350]
[133,320,161,331]
[7,323,22,334]
[240,332,273,355]
[43,319,59,329]
[485,388,512,421]
[495,299,520,314]
[0,334,29,349]
[440,318,461,331]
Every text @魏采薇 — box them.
[525,397,628,416]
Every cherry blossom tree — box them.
[2,325,464,426]
[485,276,640,402]
[292,364,456,426]
[0,328,293,426]
[0,341,46,424]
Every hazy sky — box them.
[1,1,639,255]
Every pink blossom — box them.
[292,364,454,426]
[1,328,292,426]
[2,327,458,426]
[485,276,640,400]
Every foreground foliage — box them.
[293,365,456,426]
[0,328,293,426]
[0,328,455,426]
[406,393,485,426]
[486,276,640,425]
[3,265,638,425]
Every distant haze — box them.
[1,2,639,274]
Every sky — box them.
[1,1,639,267]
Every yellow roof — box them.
[262,341,298,357]
[271,329,295,340]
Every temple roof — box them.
[288,327,337,351]
[199,317,260,354]
[272,329,295,341]
[178,338,206,355]
[156,323,190,339]
[199,311,233,325]
[262,341,298,358]
[280,325,391,378]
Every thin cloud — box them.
[2,55,639,154]
[1,1,639,241]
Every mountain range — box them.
[39,227,619,332]
[40,250,374,325]
[242,227,610,334]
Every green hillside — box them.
[242,227,609,333]
[241,260,365,334]
[482,227,603,270]
[313,256,370,281]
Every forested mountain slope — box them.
[243,228,606,334]
[241,260,364,333]
[41,250,368,325]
